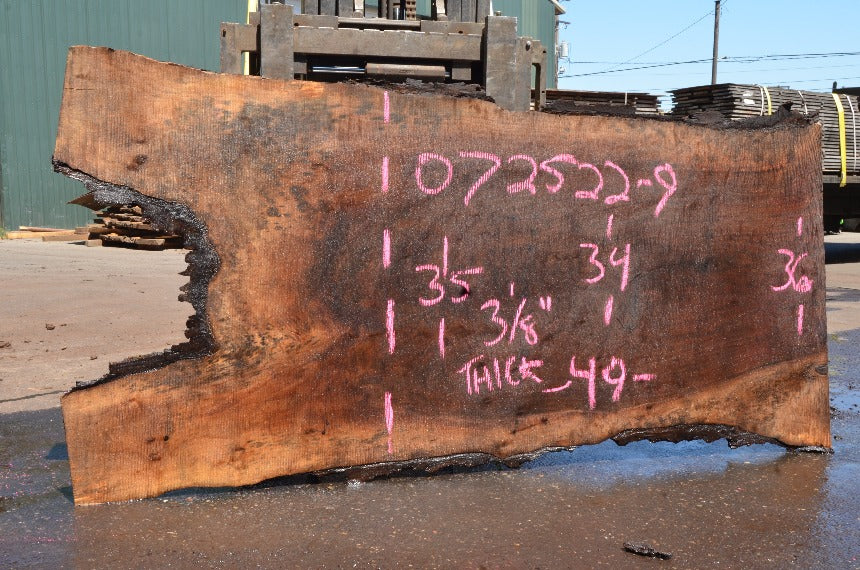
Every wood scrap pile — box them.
[543,89,661,116]
[79,205,182,249]
[2,226,85,241]
[671,84,860,176]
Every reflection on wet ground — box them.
[1,360,857,568]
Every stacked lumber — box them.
[3,227,84,241]
[671,84,860,175]
[80,205,182,249]
[543,89,661,116]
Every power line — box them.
[616,8,717,66]
[564,51,860,78]
[574,52,860,65]
[622,63,860,79]
[588,2,731,78]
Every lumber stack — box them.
[671,84,860,175]
[544,89,661,116]
[79,205,182,249]
[2,227,84,241]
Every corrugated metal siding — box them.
[0,0,245,230]
[492,0,558,89]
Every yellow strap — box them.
[832,93,848,187]
[763,86,772,115]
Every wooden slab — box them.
[54,47,830,504]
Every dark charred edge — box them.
[307,447,576,483]
[611,423,833,452]
[623,542,673,560]
[295,423,833,485]
[52,159,220,391]
[351,80,815,132]
[252,421,832,489]
[351,77,495,102]
[790,446,834,454]
[541,100,816,131]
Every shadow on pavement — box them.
[825,239,860,264]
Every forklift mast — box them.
[220,1,547,111]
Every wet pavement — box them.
[1,237,859,568]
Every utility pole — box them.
[711,0,720,85]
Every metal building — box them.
[0,0,245,231]
[0,0,560,230]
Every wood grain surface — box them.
[54,47,829,504]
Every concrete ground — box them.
[1,236,858,568]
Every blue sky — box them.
[555,0,859,104]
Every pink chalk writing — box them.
[383,228,391,268]
[384,391,394,454]
[508,298,528,343]
[481,300,507,346]
[602,357,626,402]
[653,163,677,217]
[386,299,396,354]
[580,244,605,284]
[381,156,389,194]
[604,295,614,326]
[415,264,445,306]
[506,154,538,194]
[519,358,545,384]
[510,282,515,297]
[409,151,677,215]
[439,318,446,358]
[539,296,552,311]
[633,373,656,382]
[542,355,656,408]
[481,298,539,346]
[771,249,813,293]
[383,91,390,124]
[772,219,813,337]
[797,304,804,336]
[606,214,614,239]
[450,267,484,303]
[567,356,597,408]
[603,160,631,205]
[416,236,483,306]
[573,162,604,200]
[581,243,630,291]
[539,154,577,193]
[459,151,502,206]
[460,355,545,395]
[609,244,631,291]
[416,153,453,195]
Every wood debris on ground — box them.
[76,205,183,250]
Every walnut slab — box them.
[54,47,829,504]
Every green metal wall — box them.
[0,0,555,229]
[0,0,245,230]
[493,0,559,89]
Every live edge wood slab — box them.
[54,47,830,504]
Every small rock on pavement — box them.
[0,341,10,349]
[45,323,55,330]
